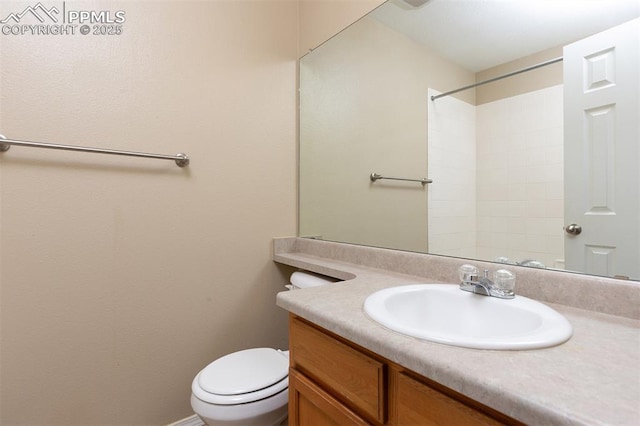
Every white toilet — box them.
[190,271,337,425]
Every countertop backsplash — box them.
[274,237,639,319]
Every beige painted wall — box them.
[0,1,298,424]
[298,0,385,57]
[475,45,563,104]
[299,16,475,252]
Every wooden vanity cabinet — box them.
[288,315,521,426]
[289,314,385,424]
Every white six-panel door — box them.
[563,18,639,279]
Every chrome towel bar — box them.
[0,136,190,168]
[370,172,432,186]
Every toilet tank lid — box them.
[198,348,288,396]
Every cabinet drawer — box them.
[391,370,506,426]
[290,316,386,424]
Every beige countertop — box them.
[274,238,640,426]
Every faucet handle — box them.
[463,272,478,282]
[493,269,516,295]
[458,264,479,282]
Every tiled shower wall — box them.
[429,85,565,268]
[427,89,477,258]
[475,85,564,268]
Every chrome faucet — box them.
[460,269,515,299]
[516,259,546,269]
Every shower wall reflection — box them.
[428,86,565,268]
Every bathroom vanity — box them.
[289,315,519,425]
[275,237,640,425]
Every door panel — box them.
[563,18,639,279]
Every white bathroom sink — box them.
[364,284,572,350]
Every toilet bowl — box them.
[190,271,338,425]
[191,348,289,425]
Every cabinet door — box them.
[390,370,507,426]
[290,317,386,423]
[289,368,370,426]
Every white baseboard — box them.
[167,414,205,426]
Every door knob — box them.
[565,224,582,235]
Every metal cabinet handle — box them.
[565,224,582,235]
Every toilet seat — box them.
[192,348,289,405]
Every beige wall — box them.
[299,16,475,252]
[0,1,298,424]
[298,0,385,57]
[475,45,564,105]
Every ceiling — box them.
[370,0,640,72]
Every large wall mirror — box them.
[299,0,640,281]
